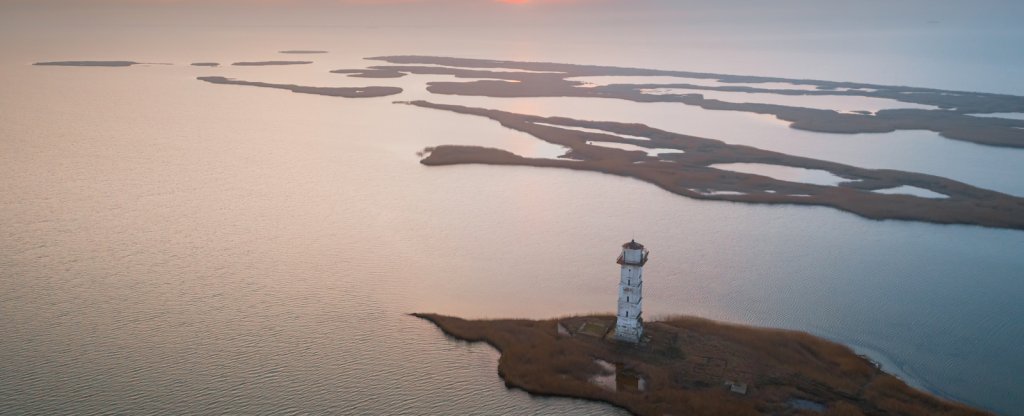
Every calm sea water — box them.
[2,9,1023,415]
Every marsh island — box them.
[408,101,1024,230]
[197,76,402,98]
[415,313,988,416]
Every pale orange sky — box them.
[0,0,590,4]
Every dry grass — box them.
[413,313,990,416]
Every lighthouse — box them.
[615,239,648,343]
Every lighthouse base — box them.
[614,318,643,343]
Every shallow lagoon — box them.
[3,16,1024,416]
[709,163,851,186]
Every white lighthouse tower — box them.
[615,239,648,343]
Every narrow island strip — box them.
[34,61,143,67]
[331,68,407,78]
[414,313,989,416]
[406,101,1024,231]
[197,76,401,98]
[232,61,313,66]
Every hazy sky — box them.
[6,0,1023,26]
[3,0,594,5]
[3,0,1022,94]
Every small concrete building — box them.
[615,239,649,343]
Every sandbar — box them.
[191,62,219,67]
